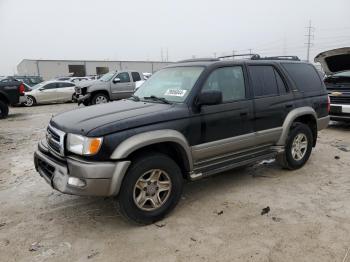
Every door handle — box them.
[240,112,248,117]
[285,104,293,109]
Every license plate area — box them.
[330,105,342,113]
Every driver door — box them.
[111,72,134,99]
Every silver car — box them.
[24,81,76,106]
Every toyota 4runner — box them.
[34,55,329,224]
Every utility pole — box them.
[232,49,235,59]
[248,49,252,55]
[305,20,314,62]
[166,48,169,62]
[161,48,164,62]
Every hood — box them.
[50,100,188,137]
[76,79,99,88]
[314,47,350,75]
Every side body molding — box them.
[276,106,317,146]
[110,129,193,170]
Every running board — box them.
[189,152,277,181]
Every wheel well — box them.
[127,142,191,179]
[91,90,110,99]
[293,115,317,146]
[0,93,9,104]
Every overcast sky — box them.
[0,0,349,74]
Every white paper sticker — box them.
[164,89,187,97]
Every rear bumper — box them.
[34,140,130,196]
[317,116,330,130]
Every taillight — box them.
[19,83,25,95]
[327,95,330,113]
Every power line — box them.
[305,20,315,62]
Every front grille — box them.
[47,126,60,142]
[37,158,55,179]
[46,125,65,156]
[75,87,81,95]
[330,96,350,105]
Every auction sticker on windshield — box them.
[164,89,187,97]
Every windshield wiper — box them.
[143,95,171,104]
[129,95,140,101]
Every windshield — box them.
[99,72,116,82]
[31,82,46,89]
[332,71,350,77]
[134,67,204,103]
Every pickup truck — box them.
[75,70,144,106]
[0,79,26,119]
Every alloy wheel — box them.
[133,169,172,211]
[291,133,308,161]
[95,96,107,104]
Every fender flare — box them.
[110,129,193,170]
[276,106,317,146]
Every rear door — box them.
[37,83,59,103]
[111,72,134,99]
[248,65,294,142]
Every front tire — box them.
[0,100,9,119]
[117,153,183,225]
[91,93,109,105]
[277,123,313,170]
[24,96,36,107]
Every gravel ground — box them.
[1,103,350,262]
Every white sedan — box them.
[24,81,76,106]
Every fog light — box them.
[68,177,86,188]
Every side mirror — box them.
[38,87,44,91]
[113,77,121,84]
[197,90,222,106]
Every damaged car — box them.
[315,47,350,122]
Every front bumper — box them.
[34,140,130,196]
[76,93,91,105]
[329,104,350,121]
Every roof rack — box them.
[217,53,259,59]
[177,54,301,63]
[251,55,300,61]
[177,58,219,63]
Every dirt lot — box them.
[1,104,350,262]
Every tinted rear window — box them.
[248,66,278,97]
[282,63,322,92]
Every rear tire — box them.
[277,123,313,170]
[117,153,183,225]
[0,100,9,119]
[91,93,109,105]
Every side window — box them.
[131,72,141,82]
[58,82,74,88]
[201,66,246,102]
[44,83,58,89]
[116,72,130,83]
[281,63,322,92]
[248,66,278,97]
[274,69,287,94]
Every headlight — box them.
[67,134,103,155]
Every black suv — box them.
[34,55,329,224]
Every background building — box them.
[17,59,173,80]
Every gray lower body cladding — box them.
[34,140,130,196]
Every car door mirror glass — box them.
[113,78,121,84]
[197,90,222,106]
